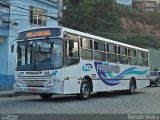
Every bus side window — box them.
[65,33,80,66]
[118,46,128,64]
[67,40,78,58]
[144,52,149,67]
[107,43,117,63]
[94,41,106,61]
[138,51,144,66]
[81,37,93,60]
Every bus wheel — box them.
[40,94,52,100]
[79,80,91,100]
[128,79,135,95]
[155,80,159,87]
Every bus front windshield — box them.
[17,38,63,71]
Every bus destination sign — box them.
[26,30,51,38]
[17,28,61,40]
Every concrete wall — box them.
[148,48,160,71]
[0,37,14,90]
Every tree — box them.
[154,67,158,71]
[63,0,121,34]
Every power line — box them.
[63,4,160,37]
[63,7,126,34]
[90,31,160,37]
[63,11,160,37]
[0,11,57,21]
[1,1,58,20]
[9,1,58,15]
[11,9,57,17]
[66,9,114,26]
[64,14,114,33]
[1,0,159,38]
[0,11,57,25]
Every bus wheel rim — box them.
[82,84,89,97]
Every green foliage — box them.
[63,0,121,33]
[154,67,158,71]
[63,0,160,49]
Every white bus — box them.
[13,27,150,100]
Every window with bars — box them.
[29,6,47,26]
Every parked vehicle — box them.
[150,71,160,87]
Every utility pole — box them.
[57,0,63,26]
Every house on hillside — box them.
[114,0,133,7]
[133,0,159,11]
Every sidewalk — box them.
[0,90,30,97]
[0,90,22,97]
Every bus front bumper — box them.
[14,84,63,94]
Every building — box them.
[114,0,133,6]
[133,0,159,11]
[0,0,62,90]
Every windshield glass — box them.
[16,38,63,71]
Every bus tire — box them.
[155,80,159,87]
[78,79,91,100]
[40,94,52,100]
[149,80,152,87]
[128,79,135,95]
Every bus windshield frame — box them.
[16,38,63,71]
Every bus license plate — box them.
[29,88,37,93]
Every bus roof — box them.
[19,26,148,52]
[62,27,148,52]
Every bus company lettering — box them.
[96,63,120,74]
[26,30,51,38]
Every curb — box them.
[0,92,33,97]
[0,93,21,97]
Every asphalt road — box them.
[0,86,160,115]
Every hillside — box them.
[63,0,160,49]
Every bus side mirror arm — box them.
[11,44,14,53]
[10,39,17,53]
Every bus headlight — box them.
[44,79,59,87]
[15,79,26,87]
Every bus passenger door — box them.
[64,33,80,94]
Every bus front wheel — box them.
[40,94,52,100]
[78,79,91,100]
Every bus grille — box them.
[19,76,50,87]
[23,80,46,87]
